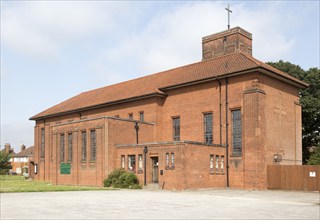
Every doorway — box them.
[151,157,159,183]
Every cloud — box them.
[88,2,227,82]
[1,1,139,59]
[88,1,302,84]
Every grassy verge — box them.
[0,175,112,193]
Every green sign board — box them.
[60,163,71,174]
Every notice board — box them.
[60,163,71,174]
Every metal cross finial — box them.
[225,4,232,29]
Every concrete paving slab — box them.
[1,189,319,219]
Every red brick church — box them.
[30,27,307,190]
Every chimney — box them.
[5,143,11,154]
[202,26,252,61]
[21,144,26,152]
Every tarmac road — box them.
[1,189,319,219]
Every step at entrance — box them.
[143,183,161,191]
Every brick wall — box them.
[117,143,226,190]
[32,70,302,190]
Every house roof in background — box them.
[14,146,34,157]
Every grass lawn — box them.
[0,175,112,193]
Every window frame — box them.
[60,133,65,163]
[121,155,125,168]
[231,109,242,157]
[220,156,225,173]
[67,133,73,162]
[210,155,214,173]
[203,112,213,144]
[90,130,97,161]
[128,155,136,172]
[81,130,87,161]
[138,154,143,171]
[172,117,180,141]
[171,153,175,169]
[215,155,220,173]
[139,111,144,122]
[40,128,45,158]
[165,153,169,169]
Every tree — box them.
[0,151,12,170]
[267,60,320,164]
[307,147,320,165]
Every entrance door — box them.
[151,157,159,183]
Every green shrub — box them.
[104,169,140,189]
[103,168,126,187]
[103,178,112,187]
[115,172,138,188]
[124,172,139,187]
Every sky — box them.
[1,0,319,152]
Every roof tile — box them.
[30,52,307,120]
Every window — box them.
[166,153,169,168]
[138,154,143,171]
[128,113,133,120]
[81,131,87,161]
[171,153,175,168]
[68,133,73,162]
[204,113,213,144]
[41,128,45,158]
[215,155,219,173]
[232,109,242,156]
[128,155,136,172]
[220,156,224,173]
[121,155,125,168]
[210,155,214,172]
[139,112,144,122]
[172,117,180,141]
[60,134,65,163]
[90,130,96,161]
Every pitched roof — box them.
[14,146,34,157]
[30,52,308,120]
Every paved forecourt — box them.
[1,189,319,219]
